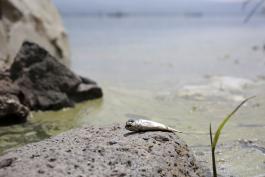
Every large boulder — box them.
[0,0,70,69]
[0,124,207,177]
[0,71,29,125]
[9,41,102,111]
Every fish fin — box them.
[169,127,183,133]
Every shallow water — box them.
[1,16,265,176]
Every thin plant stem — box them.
[210,124,217,177]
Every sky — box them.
[53,0,251,16]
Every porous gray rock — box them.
[0,0,70,69]
[9,41,102,111]
[0,124,207,177]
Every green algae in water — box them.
[0,99,103,154]
[0,123,50,154]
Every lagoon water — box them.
[1,15,265,176]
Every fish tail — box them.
[168,127,183,133]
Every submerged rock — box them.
[0,96,29,125]
[9,41,102,111]
[0,0,70,69]
[0,71,29,125]
[0,124,207,177]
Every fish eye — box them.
[127,119,135,123]
[126,122,132,126]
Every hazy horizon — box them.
[53,0,258,16]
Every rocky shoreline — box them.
[0,41,103,125]
[0,124,208,177]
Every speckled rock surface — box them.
[0,0,70,69]
[0,124,207,177]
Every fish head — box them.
[125,119,138,131]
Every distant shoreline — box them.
[59,11,204,18]
[59,11,265,20]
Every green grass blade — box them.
[210,123,217,177]
[212,96,255,150]
[210,123,213,147]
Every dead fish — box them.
[125,119,182,133]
